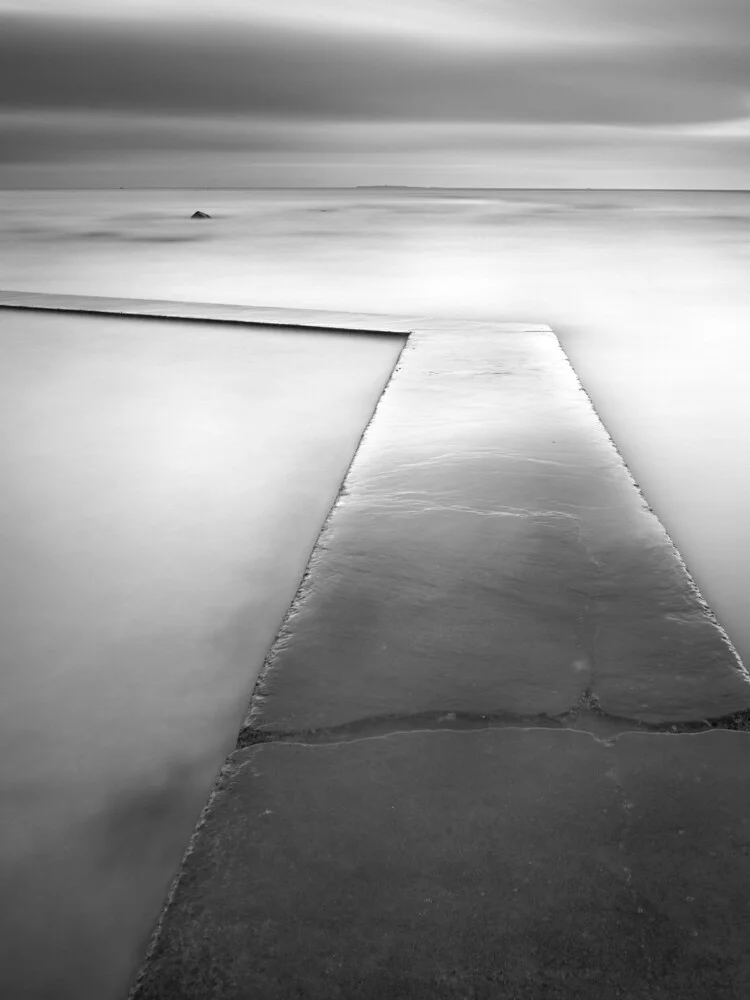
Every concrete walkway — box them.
[129,309,750,998]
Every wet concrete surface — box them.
[132,728,750,1000]
[247,320,750,737]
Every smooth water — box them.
[1,187,750,997]
[0,309,403,999]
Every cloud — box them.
[2,109,748,190]
[678,117,750,138]
[4,0,749,56]
[1,12,748,129]
[0,110,311,164]
[2,3,748,188]
[0,1,663,49]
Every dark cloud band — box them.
[1,14,748,127]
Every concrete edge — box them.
[552,333,748,681]
[0,289,548,338]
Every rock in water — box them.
[191,211,211,219]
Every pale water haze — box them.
[2,186,750,998]
[0,300,404,999]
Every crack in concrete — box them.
[237,704,750,751]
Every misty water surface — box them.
[0,308,403,999]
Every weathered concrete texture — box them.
[131,728,750,1000]
[248,322,750,735]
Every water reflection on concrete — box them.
[0,309,403,1000]
[250,319,750,737]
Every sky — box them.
[1,0,749,188]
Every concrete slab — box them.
[247,321,749,735]
[131,728,750,999]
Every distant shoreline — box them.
[1,186,749,194]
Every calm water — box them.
[1,187,750,997]
[0,308,403,999]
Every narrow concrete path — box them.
[131,313,750,998]
[247,318,749,734]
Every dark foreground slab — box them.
[131,728,750,1000]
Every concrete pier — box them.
[3,294,749,998]
[244,317,748,736]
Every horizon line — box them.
[1,186,749,193]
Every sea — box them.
[1,187,750,998]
